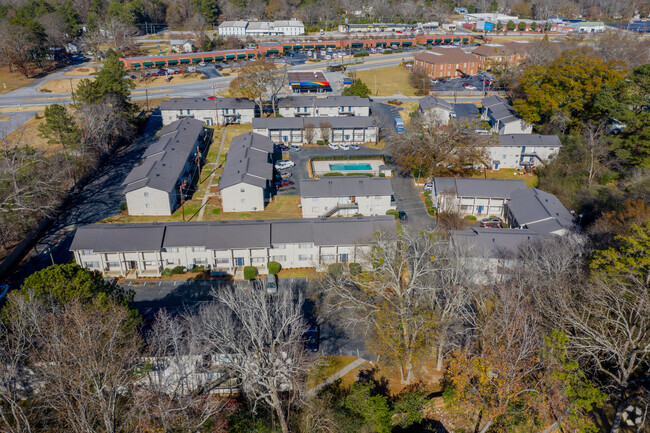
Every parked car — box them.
[288,145,301,151]
[350,144,360,150]
[198,62,206,67]
[276,171,292,179]
[328,143,339,150]
[274,180,295,188]
[274,160,295,169]
[305,328,320,352]
[423,182,433,191]
[276,144,290,151]
[481,216,502,224]
[398,211,408,223]
[461,82,472,87]
[464,85,477,90]
[265,273,278,294]
[339,143,350,150]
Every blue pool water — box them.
[329,163,373,171]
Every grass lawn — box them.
[100,199,204,224]
[306,356,357,390]
[472,168,538,188]
[204,196,302,221]
[277,267,323,279]
[64,66,99,76]
[395,101,419,125]
[4,112,60,155]
[353,65,417,97]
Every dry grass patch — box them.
[354,65,417,97]
[472,168,538,188]
[277,267,322,279]
[204,195,301,221]
[0,115,11,121]
[0,65,37,94]
[0,105,48,113]
[38,78,84,93]
[64,66,99,76]
[133,72,206,88]
[306,356,358,390]
[3,113,61,154]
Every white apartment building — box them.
[122,118,206,216]
[300,177,396,218]
[272,19,305,35]
[432,177,527,219]
[277,96,371,118]
[418,95,453,126]
[489,134,562,169]
[219,132,274,213]
[218,21,248,36]
[505,188,575,235]
[160,98,257,126]
[481,96,533,134]
[69,216,395,278]
[252,116,378,145]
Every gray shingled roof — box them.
[433,177,526,199]
[253,116,376,129]
[122,118,204,195]
[419,96,452,112]
[498,134,562,147]
[215,97,256,109]
[300,177,394,198]
[452,103,480,121]
[219,132,273,190]
[70,216,396,253]
[506,188,574,233]
[277,95,370,109]
[481,96,520,124]
[450,227,543,258]
[160,97,256,111]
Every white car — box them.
[339,143,350,150]
[275,160,295,169]
[198,62,206,67]
[328,143,339,150]
[464,85,477,90]
[350,144,360,150]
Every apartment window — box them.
[489,206,501,213]
[193,258,208,264]
[241,198,246,204]
[273,244,286,249]
[107,261,120,267]
[312,207,319,212]
[224,108,229,114]
[251,257,266,263]
[165,247,179,253]
[191,246,205,252]
[320,255,335,261]
[299,242,313,249]
[81,250,94,255]
[299,254,312,261]
[461,205,473,212]
[271,255,286,262]
[240,188,245,193]
[84,261,99,268]
[215,258,229,264]
[166,259,176,265]
[144,260,157,266]
[502,154,507,159]
[144,192,149,197]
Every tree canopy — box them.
[342,79,371,98]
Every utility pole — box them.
[145,88,149,111]
[69,78,75,104]
[180,181,186,221]
[10,63,18,89]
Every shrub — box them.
[34,113,41,119]
[386,209,399,219]
[40,88,52,93]
[120,202,128,211]
[353,52,369,57]
[243,266,258,280]
[212,208,222,215]
[221,72,230,76]
[425,198,433,208]
[161,268,174,277]
[349,262,362,276]
[171,265,186,274]
[267,261,281,274]
[423,190,431,197]
[393,49,403,53]
[193,265,209,273]
[387,99,402,105]
[378,172,385,177]
[382,50,393,54]
[328,263,344,276]
[324,172,344,176]
[346,172,373,177]
[464,215,477,221]
[317,139,324,145]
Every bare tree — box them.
[582,120,608,189]
[37,13,68,48]
[318,121,332,143]
[0,21,44,77]
[303,123,316,144]
[595,31,650,70]
[102,16,138,52]
[188,288,311,433]
[79,30,106,61]
[75,95,134,159]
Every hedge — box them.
[267,261,281,274]
[382,50,393,54]
[464,215,477,221]
[353,52,369,57]
[316,140,324,145]
[161,268,174,277]
[386,209,399,219]
[171,265,186,274]
[423,191,431,197]
[379,173,385,177]
[328,263,344,276]
[346,172,373,177]
[349,262,362,276]
[323,172,344,176]
[243,266,258,280]
[311,155,387,162]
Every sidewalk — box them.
[305,357,367,398]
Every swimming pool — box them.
[329,163,373,171]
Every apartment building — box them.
[277,96,371,118]
[122,118,206,216]
[489,134,562,169]
[413,47,479,79]
[160,98,256,127]
[219,132,274,213]
[418,95,453,125]
[481,95,532,134]
[218,19,305,36]
[69,216,396,278]
[432,177,527,219]
[217,21,248,36]
[300,177,395,218]
[505,188,575,235]
[252,116,378,145]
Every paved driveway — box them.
[370,101,401,138]
[390,173,435,228]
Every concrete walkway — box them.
[197,127,227,220]
[305,357,368,398]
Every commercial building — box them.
[568,21,605,33]
[471,43,524,69]
[287,71,331,93]
[160,98,257,126]
[122,118,207,216]
[432,177,527,219]
[219,132,274,213]
[489,134,562,169]
[300,177,395,218]
[217,21,248,36]
[252,116,378,145]
[505,188,575,235]
[337,22,416,33]
[69,216,396,278]
[277,96,371,118]
[419,95,453,125]
[481,96,533,134]
[413,47,480,79]
[217,19,305,36]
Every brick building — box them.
[413,47,479,79]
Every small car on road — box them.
[274,180,295,188]
[328,143,339,150]
[274,160,295,170]
[288,145,301,151]
[339,143,350,150]
[350,144,360,150]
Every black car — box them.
[398,211,408,223]
[305,328,319,352]
[276,144,290,151]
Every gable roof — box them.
[414,47,478,65]
[472,44,512,57]
[419,95,452,111]
[481,95,521,124]
[301,177,394,198]
[122,118,204,195]
[433,177,527,199]
[450,227,543,258]
[253,116,376,129]
[160,97,256,111]
[498,134,562,147]
[219,132,273,190]
[506,188,574,234]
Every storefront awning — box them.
[351,42,363,47]
[426,39,433,43]
[294,45,303,49]
[215,56,224,60]
[326,44,336,48]
[131,63,141,67]
[203,57,213,62]
[402,42,412,46]
[247,53,255,57]
[315,44,325,48]
[167,60,178,65]
[304,44,314,49]
[267,50,278,54]
[435,38,442,42]
[142,61,153,67]
[453,37,461,41]
[180,59,190,64]
[226,55,235,59]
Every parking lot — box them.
[432,74,494,94]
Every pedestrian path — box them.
[305,357,367,398]
[197,128,227,220]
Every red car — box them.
[461,82,471,87]
[275,180,294,188]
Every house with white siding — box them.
[481,96,532,134]
[488,134,562,169]
[432,177,527,219]
[505,188,575,236]
[277,96,371,118]
[69,216,395,278]
[419,95,453,126]
[160,98,257,127]
[122,118,206,216]
[219,132,274,213]
[300,177,395,218]
[252,116,378,145]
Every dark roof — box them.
[160,97,216,111]
[506,188,574,233]
[215,97,257,109]
[452,103,479,121]
[497,134,562,147]
[301,177,394,198]
[414,47,478,65]
[288,70,328,83]
[450,227,543,258]
[122,118,204,194]
[69,216,396,252]
[481,96,520,124]
[253,116,376,129]
[472,44,512,57]
[433,177,526,199]
[277,95,370,109]
[219,132,274,189]
[419,95,452,111]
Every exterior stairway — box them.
[320,202,359,218]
